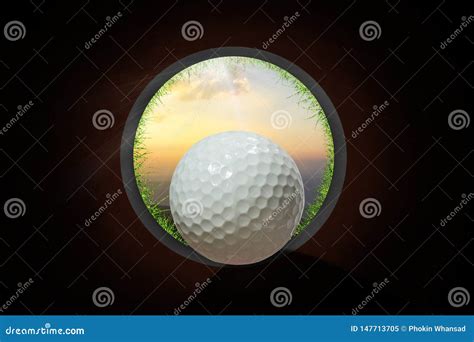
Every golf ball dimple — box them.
[169,131,305,265]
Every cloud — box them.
[173,66,250,101]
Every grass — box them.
[133,56,334,243]
[133,102,186,243]
[294,159,333,235]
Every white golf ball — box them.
[169,131,304,265]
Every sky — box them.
[135,57,331,204]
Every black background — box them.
[0,0,472,314]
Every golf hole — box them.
[121,47,346,266]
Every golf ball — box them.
[169,131,304,265]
